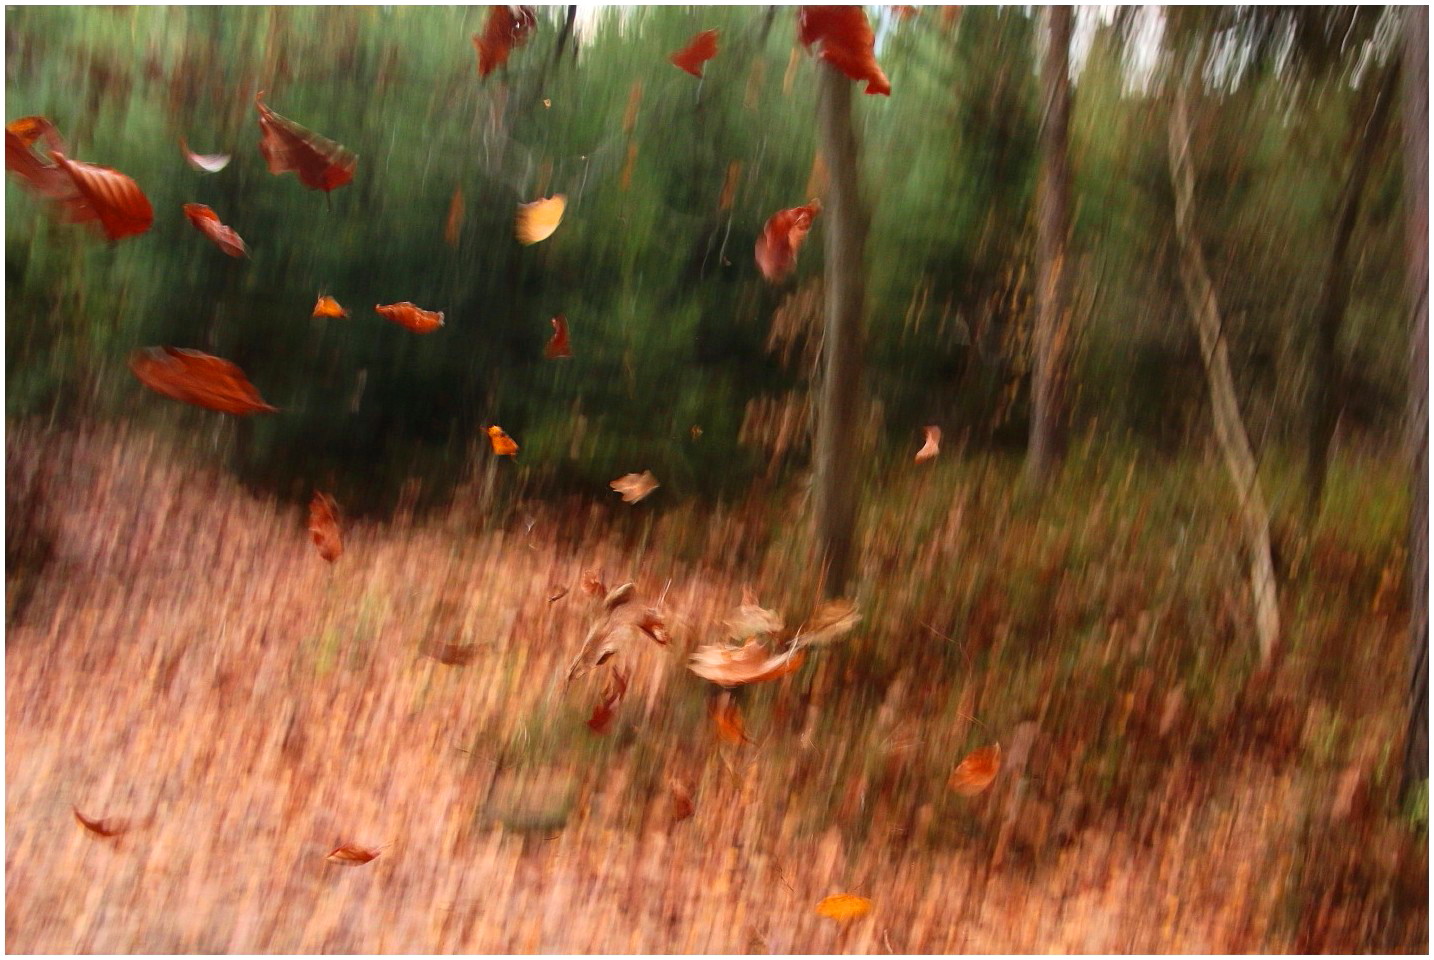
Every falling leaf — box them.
[949,743,1001,796]
[547,586,569,603]
[602,582,636,610]
[586,668,629,734]
[129,347,277,415]
[670,779,695,823]
[816,894,872,922]
[635,609,670,646]
[545,314,573,359]
[51,151,153,241]
[797,6,891,96]
[308,492,342,563]
[255,93,356,193]
[581,570,606,597]
[610,471,659,504]
[691,425,704,440]
[914,425,941,463]
[725,593,785,640]
[375,302,445,334]
[713,694,751,744]
[794,598,860,646]
[6,116,71,199]
[445,185,464,247]
[326,844,380,865]
[755,200,821,283]
[488,425,518,457]
[182,203,248,257]
[313,295,348,319]
[515,194,565,245]
[669,28,719,77]
[473,5,537,78]
[73,807,127,838]
[179,136,231,173]
[423,640,481,666]
[542,98,552,108]
[689,638,805,687]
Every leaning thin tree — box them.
[1167,66,1281,667]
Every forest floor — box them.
[5,422,1428,953]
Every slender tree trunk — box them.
[552,6,576,65]
[814,65,868,598]
[1306,63,1398,515]
[1402,5,1428,800]
[1027,4,1074,488]
[1168,80,1281,667]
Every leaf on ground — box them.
[949,743,1001,796]
[308,491,343,563]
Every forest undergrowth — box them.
[4,420,1426,953]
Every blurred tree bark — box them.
[1402,5,1428,801]
[1026,4,1073,489]
[1168,75,1281,667]
[814,64,868,597]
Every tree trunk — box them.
[1402,5,1428,800]
[1168,80,1281,667]
[1306,62,1398,515]
[1026,4,1074,488]
[813,65,868,598]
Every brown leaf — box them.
[129,347,277,415]
[914,425,941,463]
[182,203,248,257]
[375,302,445,334]
[547,586,569,603]
[815,893,872,922]
[669,28,719,78]
[255,93,356,193]
[73,806,127,838]
[473,5,537,78]
[610,471,659,504]
[51,151,154,241]
[581,570,606,597]
[179,136,231,173]
[586,668,629,735]
[545,313,573,359]
[755,200,821,283]
[326,844,380,865]
[689,638,805,687]
[423,640,481,666]
[949,743,1001,796]
[635,609,670,646]
[669,778,695,823]
[726,593,784,640]
[308,492,342,563]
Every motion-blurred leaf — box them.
[255,93,356,193]
[816,893,872,921]
[326,844,379,865]
[487,425,518,456]
[544,314,573,359]
[669,29,719,78]
[179,136,231,173]
[755,200,821,283]
[516,194,565,245]
[915,425,941,463]
[797,6,891,95]
[949,743,1001,796]
[308,491,342,563]
[182,203,247,257]
[73,807,127,838]
[473,5,537,78]
[129,347,277,415]
[375,302,445,333]
[610,471,659,503]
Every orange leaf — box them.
[586,668,629,734]
[712,694,750,744]
[816,893,872,922]
[178,136,231,173]
[949,743,1001,796]
[375,302,445,334]
[689,639,805,687]
[326,844,380,865]
[670,779,695,823]
[914,424,941,463]
[312,295,348,319]
[581,570,606,597]
[515,194,565,245]
[487,425,518,457]
[308,492,343,563]
[6,115,70,199]
[51,151,153,241]
[445,185,464,247]
[182,202,247,258]
[545,314,573,359]
[473,5,537,78]
[609,471,659,504]
[669,29,719,78]
[797,6,891,96]
[755,199,821,283]
[255,93,356,193]
[73,806,127,838]
[129,347,277,415]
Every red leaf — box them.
[326,844,380,865]
[473,6,537,78]
[178,136,231,173]
[5,120,70,199]
[375,302,445,334]
[73,806,127,838]
[182,203,248,258]
[255,93,356,193]
[587,668,629,735]
[544,313,573,359]
[308,492,343,563]
[129,346,278,415]
[755,199,822,283]
[669,29,719,78]
[798,6,891,96]
[51,151,153,241]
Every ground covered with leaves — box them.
[5,424,1427,953]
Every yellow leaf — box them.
[516,194,565,245]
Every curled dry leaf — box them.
[755,200,821,283]
[794,598,860,647]
[581,570,606,597]
[545,314,573,359]
[129,347,277,415]
[473,5,537,77]
[586,668,629,735]
[725,596,784,641]
[610,471,659,504]
[689,638,805,687]
[179,136,231,173]
[326,844,380,865]
[73,807,127,838]
[547,586,569,603]
[51,151,154,241]
[308,492,342,563]
[670,779,694,823]
[567,581,669,682]
[182,203,248,257]
[949,743,1001,796]
[313,295,348,319]
[797,6,891,96]
[375,302,445,334]
[914,425,941,463]
[669,29,719,77]
[445,185,464,247]
[516,194,566,245]
[255,94,356,192]
[487,425,518,456]
[816,893,873,922]
[712,694,751,744]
